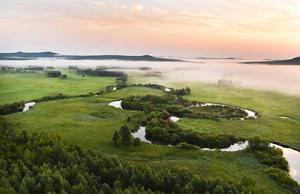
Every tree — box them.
[47,71,62,77]
[120,125,131,145]
[186,87,191,94]
[212,185,224,194]
[112,130,119,145]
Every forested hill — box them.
[243,57,300,65]
[0,52,183,62]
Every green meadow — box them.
[2,70,300,193]
[0,71,116,105]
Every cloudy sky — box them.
[1,0,300,58]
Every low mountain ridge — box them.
[0,52,183,62]
[243,56,300,65]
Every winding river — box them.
[108,100,300,184]
[270,143,300,184]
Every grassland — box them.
[0,71,116,105]
[178,83,300,151]
[130,73,300,150]
[2,71,300,193]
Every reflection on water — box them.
[271,143,300,184]
[23,102,36,112]
[131,126,151,144]
[1,58,300,95]
[202,141,249,152]
[169,116,180,122]
[108,100,122,109]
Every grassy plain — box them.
[0,71,116,105]
[2,71,300,193]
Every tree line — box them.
[0,102,24,115]
[76,68,127,78]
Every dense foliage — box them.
[0,102,24,115]
[46,71,62,78]
[76,68,126,77]
[122,95,247,120]
[247,138,288,171]
[173,87,191,96]
[120,95,251,148]
[121,95,242,148]
[0,66,44,72]
[145,119,239,148]
[247,137,300,193]
[0,118,262,194]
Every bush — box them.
[47,70,62,77]
[0,102,24,115]
[247,137,289,171]
[60,74,67,79]
[247,137,270,151]
[265,168,300,192]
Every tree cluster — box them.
[0,66,44,72]
[246,137,300,193]
[46,71,62,78]
[112,125,141,146]
[76,68,127,78]
[173,87,191,96]
[122,95,247,120]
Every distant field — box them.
[0,71,116,104]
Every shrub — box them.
[60,74,67,79]
[47,70,62,77]
[265,168,300,192]
[0,102,24,115]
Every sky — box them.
[1,0,300,58]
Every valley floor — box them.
[1,71,300,193]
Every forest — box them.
[0,117,263,194]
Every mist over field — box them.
[2,58,300,95]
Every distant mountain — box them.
[0,52,183,62]
[0,51,58,58]
[197,57,241,60]
[59,54,182,61]
[243,57,300,65]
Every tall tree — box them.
[120,125,131,145]
[112,130,119,145]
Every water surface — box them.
[23,102,36,112]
